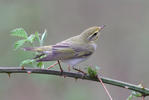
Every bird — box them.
[24,25,105,73]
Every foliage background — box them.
[0,0,149,100]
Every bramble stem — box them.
[0,67,149,96]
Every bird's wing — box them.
[36,42,93,62]
[24,45,53,52]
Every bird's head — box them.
[80,25,105,42]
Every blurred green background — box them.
[0,0,149,100]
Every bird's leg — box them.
[47,62,58,69]
[57,60,63,74]
[72,67,87,75]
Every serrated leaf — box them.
[20,59,35,67]
[27,34,36,43]
[14,39,27,50]
[11,28,28,38]
[41,29,47,41]
[40,29,47,46]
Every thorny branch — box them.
[0,67,149,97]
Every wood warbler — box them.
[24,25,105,72]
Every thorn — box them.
[124,86,129,89]
[63,75,67,78]
[74,77,78,82]
[27,71,32,74]
[138,83,145,89]
[7,72,11,78]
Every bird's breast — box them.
[62,57,88,67]
[90,43,97,51]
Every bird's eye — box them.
[92,32,98,36]
[88,32,98,41]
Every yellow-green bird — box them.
[24,25,105,72]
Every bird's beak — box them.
[100,25,106,30]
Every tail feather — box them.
[23,47,35,51]
[23,46,52,52]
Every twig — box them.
[0,67,149,96]
[142,96,145,100]
[97,75,113,100]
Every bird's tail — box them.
[23,46,52,52]
[23,47,36,51]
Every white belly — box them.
[62,57,88,67]
[62,43,97,67]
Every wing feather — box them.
[36,42,94,62]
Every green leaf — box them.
[87,67,97,78]
[37,62,44,68]
[14,39,27,50]
[132,91,142,97]
[20,59,35,67]
[95,66,100,71]
[40,29,47,46]
[11,28,28,38]
[27,34,36,43]
[35,32,40,43]
[127,91,143,100]
[127,94,133,100]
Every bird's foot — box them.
[57,60,64,75]
[47,62,58,69]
